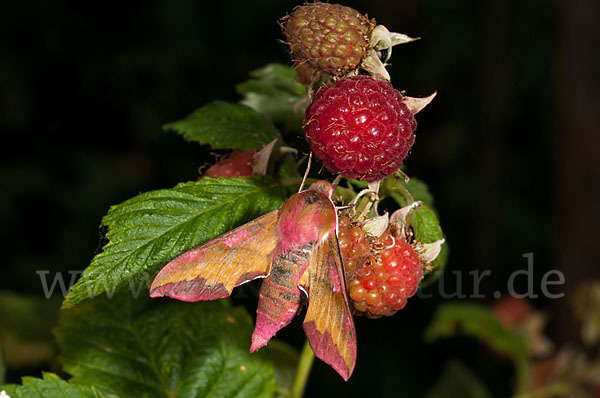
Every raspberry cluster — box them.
[337,215,372,277]
[344,232,423,318]
[304,76,417,181]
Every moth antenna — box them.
[298,152,312,192]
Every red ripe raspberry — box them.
[347,232,422,318]
[304,75,417,181]
[337,215,371,277]
[282,3,375,76]
[203,150,255,178]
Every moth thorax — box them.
[277,192,335,249]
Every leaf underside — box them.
[236,63,307,134]
[164,101,280,150]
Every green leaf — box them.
[1,373,105,398]
[164,101,280,150]
[382,176,433,207]
[412,204,449,275]
[55,294,277,398]
[388,194,448,276]
[239,64,305,98]
[424,303,529,363]
[412,205,443,243]
[347,179,368,189]
[236,64,307,134]
[386,176,448,277]
[402,179,434,207]
[426,361,492,398]
[63,177,286,308]
[275,153,301,180]
[257,341,299,397]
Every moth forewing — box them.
[150,210,279,301]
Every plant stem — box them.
[290,340,315,398]
[388,177,414,205]
[513,356,530,397]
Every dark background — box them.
[1,0,599,396]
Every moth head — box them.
[308,180,334,199]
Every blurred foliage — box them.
[0,342,4,385]
[572,282,600,347]
[425,302,529,364]
[0,292,60,369]
[428,293,600,397]
[426,361,492,398]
